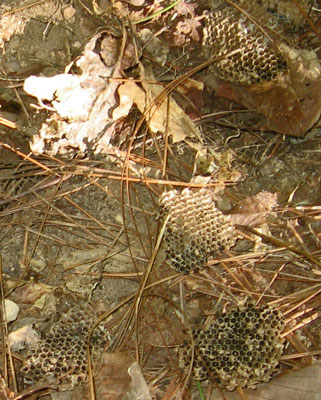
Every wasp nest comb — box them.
[159,188,237,274]
[21,306,109,387]
[202,3,288,85]
[177,301,285,390]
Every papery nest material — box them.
[203,4,321,137]
[210,44,321,137]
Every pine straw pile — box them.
[0,140,320,400]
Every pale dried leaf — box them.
[94,352,151,400]
[25,32,135,155]
[127,362,152,400]
[8,325,39,352]
[112,81,137,120]
[229,191,278,227]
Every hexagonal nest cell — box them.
[159,188,238,274]
[20,306,109,386]
[177,301,285,390]
[202,4,288,85]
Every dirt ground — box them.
[0,0,321,399]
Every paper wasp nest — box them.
[159,188,237,273]
[202,3,288,85]
[178,301,285,390]
[21,306,109,387]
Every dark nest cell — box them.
[177,301,285,390]
[20,307,109,386]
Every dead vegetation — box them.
[0,0,321,399]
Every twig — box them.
[2,0,52,15]
[240,226,321,269]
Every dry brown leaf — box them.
[208,44,321,137]
[175,78,204,120]
[173,0,201,44]
[9,281,54,305]
[229,191,278,227]
[136,69,200,143]
[94,352,134,400]
[127,362,152,400]
[115,71,199,143]
[138,28,169,66]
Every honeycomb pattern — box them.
[202,5,288,85]
[20,306,109,386]
[177,301,285,390]
[159,188,237,274]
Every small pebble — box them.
[4,299,19,322]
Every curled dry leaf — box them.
[208,44,321,137]
[229,191,278,227]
